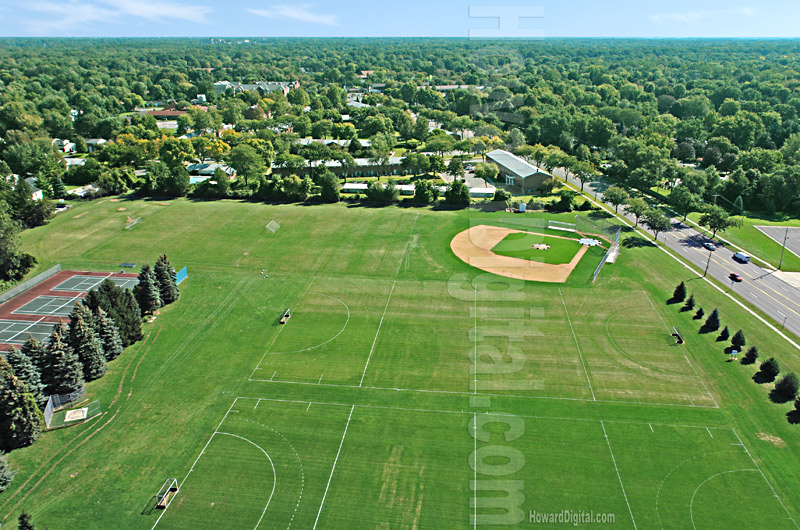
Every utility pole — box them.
[779,226,790,270]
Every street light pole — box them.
[779,225,790,270]
[704,249,713,277]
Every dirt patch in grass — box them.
[117,207,127,211]
[757,432,786,448]
[73,212,88,219]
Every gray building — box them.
[486,149,551,193]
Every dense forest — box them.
[3,38,800,241]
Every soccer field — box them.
[3,198,800,529]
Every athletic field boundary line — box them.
[150,399,239,530]
[731,428,800,529]
[558,288,596,401]
[358,280,396,387]
[215,432,277,530]
[241,397,728,431]
[247,377,718,409]
[601,420,637,530]
[269,293,350,354]
[250,276,316,379]
[6,317,48,344]
[642,290,720,408]
[312,405,355,530]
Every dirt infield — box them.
[450,225,589,283]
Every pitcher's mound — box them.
[450,225,588,283]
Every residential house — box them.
[85,139,107,153]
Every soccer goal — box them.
[279,308,291,324]
[265,220,281,234]
[547,220,577,232]
[156,478,179,510]
[125,217,142,230]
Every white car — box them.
[733,252,751,263]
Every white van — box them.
[733,252,750,263]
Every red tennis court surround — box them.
[0,270,138,351]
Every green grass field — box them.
[491,232,584,264]
[2,197,800,529]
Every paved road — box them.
[553,168,800,340]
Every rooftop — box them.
[486,149,550,179]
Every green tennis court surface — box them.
[53,275,138,292]
[12,295,82,317]
[0,319,54,345]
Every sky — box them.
[2,0,800,38]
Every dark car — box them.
[729,273,743,282]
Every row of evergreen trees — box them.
[0,255,181,490]
[671,282,800,418]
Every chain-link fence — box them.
[592,228,622,282]
[43,386,87,429]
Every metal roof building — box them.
[486,149,552,193]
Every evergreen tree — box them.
[19,336,48,378]
[703,308,720,332]
[694,307,704,320]
[41,323,84,395]
[18,511,35,530]
[0,358,44,452]
[154,255,180,305]
[134,264,162,316]
[52,176,67,199]
[96,308,124,361]
[759,357,780,382]
[69,305,106,381]
[741,346,759,365]
[731,329,746,350]
[682,294,695,311]
[5,347,46,409]
[84,280,142,347]
[718,326,730,341]
[672,282,687,302]
[774,373,799,401]
[0,452,15,493]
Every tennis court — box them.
[12,295,83,317]
[0,319,55,345]
[54,275,139,292]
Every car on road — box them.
[729,273,743,282]
[733,251,751,263]
[703,242,716,251]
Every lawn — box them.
[2,198,800,529]
[491,232,584,264]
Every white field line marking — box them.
[649,424,653,432]
[270,294,350,354]
[244,396,724,432]
[216,432,277,530]
[307,402,311,412]
[47,293,84,315]
[359,280,396,387]
[6,317,47,344]
[473,413,477,529]
[151,399,238,530]
[559,289,596,401]
[732,429,800,529]
[250,378,717,409]
[601,421,637,530]
[473,285,478,395]
[250,277,316,379]
[313,405,355,530]
[318,374,323,384]
[706,427,713,438]
[642,291,719,408]
[689,469,757,530]
[270,371,276,381]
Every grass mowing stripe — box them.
[559,288,596,401]
[313,405,355,530]
[600,421,637,530]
